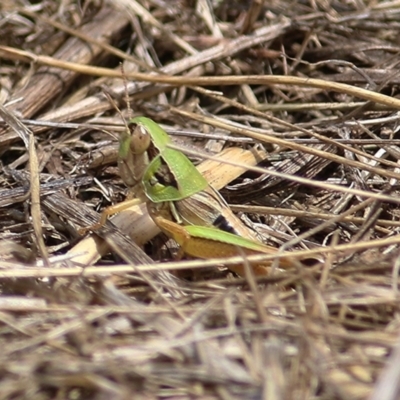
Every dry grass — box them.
[1,0,400,398]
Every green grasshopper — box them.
[86,116,296,275]
[124,118,266,241]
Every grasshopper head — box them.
[118,118,171,199]
[118,121,151,189]
[128,122,151,155]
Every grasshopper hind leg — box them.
[78,197,143,235]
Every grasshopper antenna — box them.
[102,90,129,136]
[99,63,132,135]
[121,64,132,119]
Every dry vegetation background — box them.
[2,0,400,399]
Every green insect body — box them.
[120,116,208,203]
[81,116,298,275]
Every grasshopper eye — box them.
[129,124,151,154]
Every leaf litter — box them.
[1,0,400,399]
